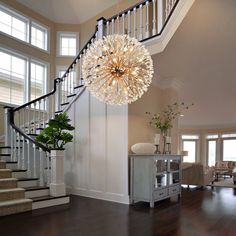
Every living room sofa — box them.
[182,163,214,187]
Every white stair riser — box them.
[12,172,27,179]
[18,180,38,188]
[0,150,11,155]
[6,163,18,169]
[0,156,12,162]
[32,196,70,210]
[25,189,49,198]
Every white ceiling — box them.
[16,0,120,24]
[152,0,236,129]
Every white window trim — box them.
[0,45,49,106]
[0,2,50,53]
[57,31,79,57]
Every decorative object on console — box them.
[131,143,156,154]
[82,34,154,105]
[146,102,193,154]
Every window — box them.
[0,5,28,42]
[207,140,216,166]
[206,134,219,139]
[31,22,48,51]
[58,32,78,56]
[0,50,26,105]
[0,4,49,51]
[182,141,197,163]
[223,139,236,161]
[0,48,48,106]
[30,61,47,100]
[181,135,199,163]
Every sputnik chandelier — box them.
[82,34,154,105]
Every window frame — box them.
[0,46,49,106]
[0,3,50,53]
[57,31,79,57]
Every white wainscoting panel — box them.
[65,90,129,204]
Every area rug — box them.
[208,177,236,188]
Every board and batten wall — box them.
[65,90,129,204]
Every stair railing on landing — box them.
[4,0,179,188]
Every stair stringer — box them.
[64,89,129,204]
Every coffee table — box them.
[214,170,228,182]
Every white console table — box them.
[129,154,182,208]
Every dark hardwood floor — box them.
[1,187,236,236]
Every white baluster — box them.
[46,152,50,186]
[106,21,110,36]
[139,4,143,40]
[28,106,31,134]
[17,132,21,169]
[23,108,26,132]
[33,102,36,133]
[133,7,137,38]
[38,100,41,130]
[128,10,131,36]
[145,1,150,38]
[27,140,31,177]
[51,94,55,119]
[22,136,25,169]
[80,54,83,83]
[116,16,119,34]
[43,98,46,128]
[122,13,125,34]
[111,18,115,34]
[33,144,36,178]
[39,148,44,186]
[152,0,157,35]
[158,0,164,34]
[10,127,14,162]
[13,129,17,162]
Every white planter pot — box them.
[50,150,66,197]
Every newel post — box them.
[4,106,12,146]
[97,17,106,40]
[50,149,66,197]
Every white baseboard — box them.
[67,186,129,205]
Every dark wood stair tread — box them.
[0,154,11,156]
[31,195,69,202]
[0,146,11,149]
[61,102,69,106]
[17,178,39,181]
[12,169,27,172]
[24,186,49,191]
[67,94,76,98]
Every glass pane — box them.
[183,141,196,163]
[155,173,167,188]
[155,160,167,173]
[31,25,47,50]
[206,134,219,139]
[222,134,236,138]
[223,139,236,161]
[169,172,180,185]
[170,159,180,171]
[30,62,46,101]
[0,51,25,105]
[208,140,216,166]
[60,35,76,56]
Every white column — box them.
[50,150,66,197]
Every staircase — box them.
[0,0,193,216]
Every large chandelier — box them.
[82,34,154,105]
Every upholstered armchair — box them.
[215,161,236,176]
[182,163,214,187]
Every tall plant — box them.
[146,102,193,134]
[35,112,75,149]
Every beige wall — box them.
[128,84,179,154]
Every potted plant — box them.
[146,102,193,153]
[36,112,75,196]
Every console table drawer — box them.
[154,188,168,200]
[169,185,180,195]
